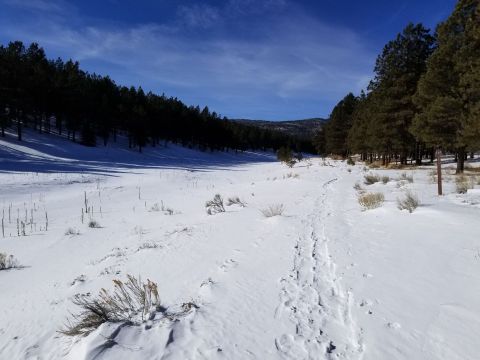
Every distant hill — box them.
[232,118,326,138]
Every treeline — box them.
[315,0,480,173]
[0,41,312,153]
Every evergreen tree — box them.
[324,93,357,157]
[368,23,435,164]
[412,1,480,173]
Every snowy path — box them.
[275,177,363,359]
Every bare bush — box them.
[149,203,161,212]
[397,191,420,213]
[353,182,364,191]
[364,174,380,185]
[61,275,160,337]
[0,252,19,270]
[261,204,285,217]
[283,172,300,179]
[455,175,472,194]
[150,202,175,215]
[88,220,101,228]
[358,192,385,210]
[399,172,414,183]
[381,176,390,184]
[206,194,225,215]
[65,227,80,236]
[226,196,246,207]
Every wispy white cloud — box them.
[0,1,374,119]
[177,4,220,29]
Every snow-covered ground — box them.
[1,131,479,360]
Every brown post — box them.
[436,147,443,196]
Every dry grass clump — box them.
[206,194,225,215]
[399,172,414,183]
[0,252,19,270]
[368,161,382,169]
[283,172,300,179]
[88,220,101,228]
[61,275,160,337]
[465,165,480,173]
[381,176,390,184]
[353,182,364,191]
[358,192,385,210]
[150,201,175,215]
[455,175,473,194]
[226,196,247,207]
[261,204,285,217]
[364,174,381,185]
[397,191,420,213]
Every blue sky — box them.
[0,0,456,120]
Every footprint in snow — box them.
[219,259,238,272]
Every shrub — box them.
[88,220,101,228]
[399,172,414,183]
[358,192,385,210]
[455,175,471,194]
[65,227,80,236]
[353,182,364,191]
[364,174,380,185]
[150,202,175,215]
[149,203,161,212]
[347,157,355,166]
[283,172,300,179]
[206,194,225,215]
[0,252,19,270]
[226,196,246,207]
[381,176,390,184]
[277,147,296,168]
[61,275,160,337]
[397,191,420,213]
[261,204,285,217]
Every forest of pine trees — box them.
[0,41,313,154]
[316,0,480,173]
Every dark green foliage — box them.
[323,93,358,157]
[277,146,295,167]
[412,1,480,172]
[0,41,311,154]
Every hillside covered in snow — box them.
[1,131,479,360]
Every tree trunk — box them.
[456,147,465,174]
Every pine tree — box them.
[368,23,435,164]
[324,93,357,157]
[412,0,480,173]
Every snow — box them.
[1,131,479,360]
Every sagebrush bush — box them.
[226,196,246,207]
[381,176,390,184]
[261,204,285,217]
[353,182,363,191]
[65,227,80,236]
[0,252,19,270]
[399,172,414,183]
[88,220,101,228]
[206,194,225,215]
[358,192,385,210]
[61,275,160,337]
[364,174,380,185]
[455,175,471,194]
[283,172,300,179]
[397,191,420,213]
